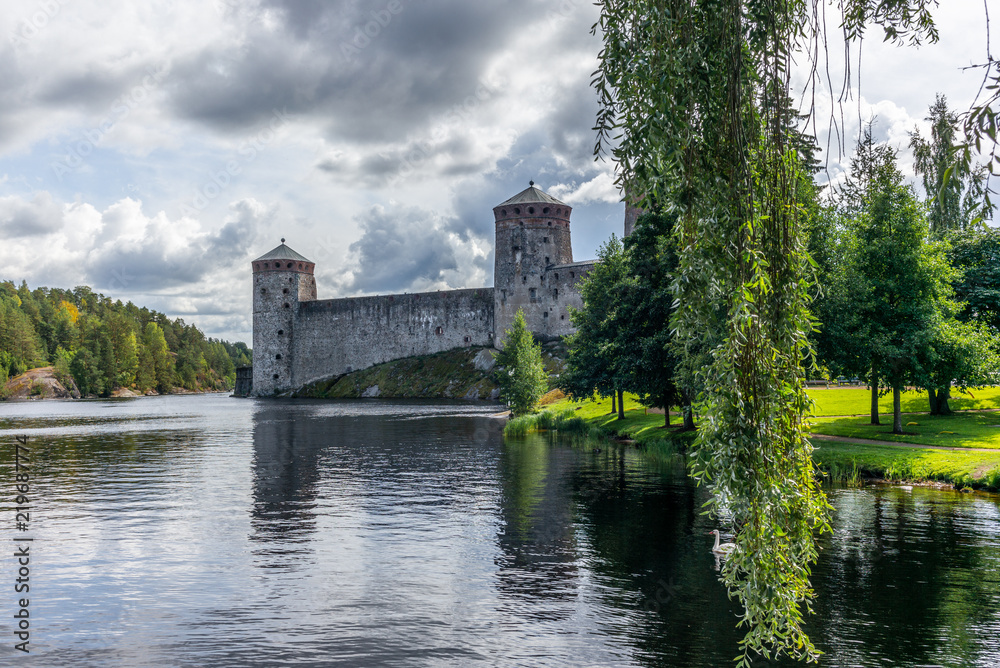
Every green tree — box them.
[616,211,684,427]
[948,226,1000,332]
[910,94,993,234]
[823,133,957,432]
[495,310,548,417]
[560,236,629,417]
[143,322,175,394]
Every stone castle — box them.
[247,182,608,397]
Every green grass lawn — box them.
[807,385,1000,417]
[809,411,1000,449]
[811,440,1000,491]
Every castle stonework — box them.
[250,184,595,396]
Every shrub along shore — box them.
[509,388,1000,493]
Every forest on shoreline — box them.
[0,280,250,398]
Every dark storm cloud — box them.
[346,204,462,293]
[167,0,544,141]
[0,192,64,237]
[85,198,266,291]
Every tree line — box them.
[562,94,1000,437]
[0,281,251,397]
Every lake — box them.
[1,394,998,666]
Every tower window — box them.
[554,273,559,280]
[543,207,549,214]
[545,256,550,264]
[514,207,521,215]
[570,272,575,279]
[272,374,279,380]
[275,354,282,360]
[543,236,549,243]
[282,288,289,294]
[464,336,471,343]
[263,263,269,268]
[522,276,527,283]
[260,288,267,294]
[287,262,293,268]
[277,329,284,335]
[529,288,537,302]
[560,314,565,320]
[543,311,548,318]
[548,221,552,227]
[436,326,443,335]
[502,209,507,216]
[528,207,534,214]
[283,303,290,309]
[553,289,558,299]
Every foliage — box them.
[591,0,949,663]
[948,226,1000,331]
[819,129,969,429]
[560,236,628,404]
[909,94,993,234]
[0,280,248,396]
[617,211,685,424]
[495,310,548,417]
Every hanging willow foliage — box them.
[593,0,939,664]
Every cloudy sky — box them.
[0,0,995,343]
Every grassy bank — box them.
[509,392,1000,492]
[506,395,697,461]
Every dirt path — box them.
[809,433,1000,454]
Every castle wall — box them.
[290,288,495,388]
[538,261,595,338]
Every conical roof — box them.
[253,242,312,263]
[497,182,567,207]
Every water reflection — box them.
[0,396,997,666]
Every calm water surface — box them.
[1,394,998,667]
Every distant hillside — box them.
[0,280,250,399]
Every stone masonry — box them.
[250,184,598,396]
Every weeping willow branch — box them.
[592,0,941,664]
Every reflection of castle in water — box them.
[250,404,326,561]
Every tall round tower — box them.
[251,241,317,396]
[493,182,573,340]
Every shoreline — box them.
[511,397,1000,494]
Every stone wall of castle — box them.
[289,288,495,389]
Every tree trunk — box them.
[610,392,616,415]
[683,403,696,431]
[892,386,903,434]
[870,367,880,425]
[927,388,939,415]
[664,403,671,427]
[939,385,952,415]
[617,389,625,420]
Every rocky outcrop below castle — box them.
[290,341,568,401]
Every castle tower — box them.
[493,182,573,340]
[251,241,317,396]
